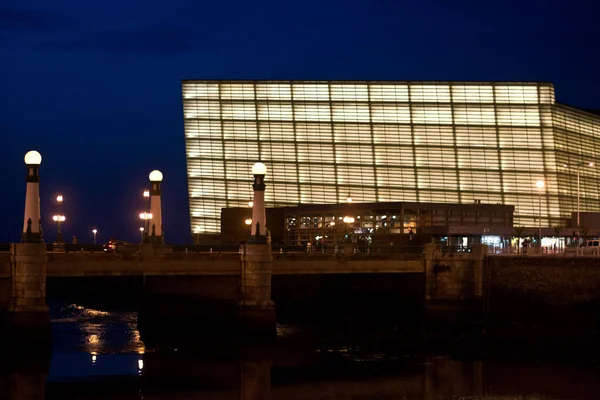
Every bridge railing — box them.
[0,242,425,257]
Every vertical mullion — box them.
[449,83,462,204]
[409,84,420,202]
[367,84,379,202]
[290,81,301,205]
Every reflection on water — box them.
[48,300,145,381]
[1,300,599,399]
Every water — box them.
[48,300,144,381]
[6,300,600,399]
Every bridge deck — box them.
[0,252,424,277]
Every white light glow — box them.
[24,150,42,165]
[536,180,545,189]
[252,162,267,175]
[149,170,163,182]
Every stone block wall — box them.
[424,244,487,302]
[9,243,48,313]
[490,256,600,310]
[240,244,274,309]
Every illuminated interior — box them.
[183,80,600,235]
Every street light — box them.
[536,180,545,248]
[244,218,252,226]
[139,227,144,242]
[346,194,352,204]
[563,162,595,229]
[56,194,63,203]
[139,212,152,241]
[248,201,253,208]
[92,229,97,244]
[142,190,150,233]
[52,214,66,243]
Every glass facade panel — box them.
[183,80,600,234]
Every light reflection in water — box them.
[62,303,145,355]
[46,302,600,398]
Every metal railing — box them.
[0,242,427,256]
[486,245,600,257]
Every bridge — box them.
[0,244,430,334]
[0,243,485,330]
[0,249,423,277]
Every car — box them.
[565,239,600,255]
[580,240,600,254]
[103,240,138,253]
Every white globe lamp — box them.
[24,150,42,165]
[252,162,267,175]
[149,170,163,182]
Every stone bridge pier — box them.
[423,242,488,333]
[2,150,50,340]
[1,243,51,340]
[424,243,488,303]
[0,324,51,400]
[239,243,276,337]
[241,361,271,400]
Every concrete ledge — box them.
[43,252,425,277]
[273,259,424,274]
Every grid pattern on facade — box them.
[183,80,600,234]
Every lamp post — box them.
[92,229,97,245]
[52,214,66,243]
[536,180,545,248]
[139,212,153,241]
[249,162,267,242]
[342,215,355,254]
[143,189,150,233]
[139,227,144,242]
[563,162,595,230]
[22,150,43,242]
[54,193,64,243]
[148,170,164,243]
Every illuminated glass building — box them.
[182,80,600,236]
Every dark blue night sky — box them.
[2,0,600,244]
